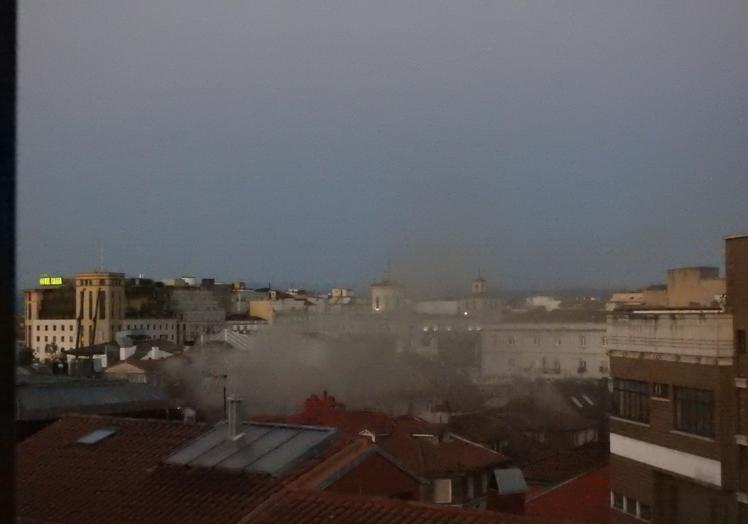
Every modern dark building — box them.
[608,233,748,523]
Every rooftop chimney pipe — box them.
[226,397,243,440]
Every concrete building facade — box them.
[607,237,747,523]
[480,314,608,383]
[23,271,231,360]
[370,273,405,313]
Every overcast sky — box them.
[17,1,748,293]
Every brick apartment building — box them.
[608,233,748,523]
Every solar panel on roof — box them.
[215,426,298,471]
[493,468,528,495]
[164,422,336,477]
[164,425,229,465]
[77,427,118,444]
[248,427,333,475]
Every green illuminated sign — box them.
[39,275,63,286]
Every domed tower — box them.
[461,274,501,318]
[370,271,405,313]
[471,276,487,295]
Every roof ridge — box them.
[61,413,209,428]
[525,465,608,502]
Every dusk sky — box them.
[17,1,748,293]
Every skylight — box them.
[77,427,118,445]
[582,394,595,406]
[570,397,584,409]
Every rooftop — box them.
[244,489,553,524]
[281,395,508,477]
[525,466,610,523]
[17,415,284,524]
[18,415,551,524]
[164,421,338,476]
[16,379,171,421]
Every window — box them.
[674,387,714,437]
[738,330,747,354]
[44,325,48,331]
[652,383,669,399]
[639,503,652,521]
[555,337,562,346]
[533,335,541,345]
[433,478,452,503]
[613,379,649,423]
[36,336,39,342]
[579,335,586,346]
[44,336,48,342]
[465,475,474,500]
[625,496,637,515]
[612,492,624,510]
[99,290,106,320]
[36,325,39,331]
[77,427,118,444]
[507,335,515,345]
[52,325,56,331]
[602,336,608,346]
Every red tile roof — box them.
[17,415,284,524]
[18,415,559,524]
[525,466,611,523]
[244,489,556,524]
[379,424,507,476]
[286,407,395,435]
[282,406,507,477]
[521,447,608,484]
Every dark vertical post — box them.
[0,0,17,517]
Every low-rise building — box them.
[276,392,514,511]
[607,266,726,312]
[16,411,551,524]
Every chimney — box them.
[226,397,244,440]
[119,345,136,361]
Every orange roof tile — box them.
[525,466,611,523]
[244,489,559,524]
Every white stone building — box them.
[479,312,608,383]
